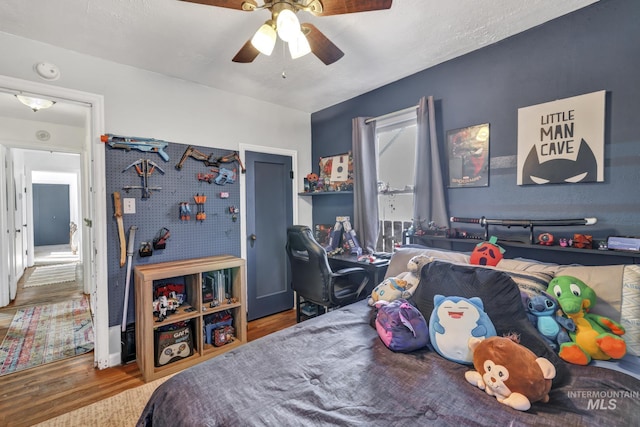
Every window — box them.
[375,111,417,251]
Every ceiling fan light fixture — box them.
[289,31,311,59]
[15,94,56,112]
[276,8,300,43]
[251,22,277,56]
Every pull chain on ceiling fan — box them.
[180,0,393,65]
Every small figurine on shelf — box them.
[156,295,168,322]
[306,173,319,192]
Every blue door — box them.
[245,151,294,320]
[33,183,70,246]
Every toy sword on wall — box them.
[450,216,597,244]
[113,192,127,267]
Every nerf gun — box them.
[101,133,171,162]
[212,168,236,185]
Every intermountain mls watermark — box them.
[567,389,640,410]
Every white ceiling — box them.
[0,0,598,125]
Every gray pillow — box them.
[411,260,569,386]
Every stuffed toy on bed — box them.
[524,292,575,351]
[465,335,556,411]
[368,255,433,306]
[470,236,505,266]
[547,275,626,365]
[375,299,429,352]
[394,255,433,289]
[429,295,496,364]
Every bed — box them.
[138,248,640,426]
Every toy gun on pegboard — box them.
[101,133,171,161]
[450,216,597,244]
[196,168,237,185]
[176,145,246,173]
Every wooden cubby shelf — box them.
[134,255,247,382]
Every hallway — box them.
[0,244,84,345]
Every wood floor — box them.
[0,263,297,427]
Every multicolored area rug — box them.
[0,297,94,376]
[24,263,78,287]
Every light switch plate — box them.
[123,198,136,214]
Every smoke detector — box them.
[36,130,51,141]
[33,62,60,81]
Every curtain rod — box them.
[364,104,418,124]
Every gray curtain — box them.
[352,117,379,254]
[413,96,449,230]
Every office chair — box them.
[286,225,369,322]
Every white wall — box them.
[0,31,313,360]
[0,32,313,221]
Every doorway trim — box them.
[0,75,109,369]
[239,144,299,313]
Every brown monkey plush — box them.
[464,335,556,411]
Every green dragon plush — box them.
[547,275,626,365]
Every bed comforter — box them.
[138,299,639,426]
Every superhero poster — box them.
[446,123,490,188]
[517,91,605,185]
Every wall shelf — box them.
[299,191,353,197]
[410,235,640,265]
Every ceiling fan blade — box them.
[313,0,392,16]
[179,0,257,11]
[232,40,261,63]
[302,23,344,65]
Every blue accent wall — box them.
[311,0,640,239]
[105,143,241,328]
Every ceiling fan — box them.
[180,0,393,65]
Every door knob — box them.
[15,229,21,233]
[249,234,257,248]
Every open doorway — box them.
[0,75,109,370]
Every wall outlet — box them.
[123,198,136,214]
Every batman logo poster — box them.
[517,91,605,185]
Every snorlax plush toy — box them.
[524,292,575,351]
[547,275,626,365]
[429,295,496,364]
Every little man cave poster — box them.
[517,90,605,185]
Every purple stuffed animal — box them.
[375,299,429,352]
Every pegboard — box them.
[105,139,242,328]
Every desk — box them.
[328,254,389,296]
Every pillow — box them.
[384,246,470,280]
[412,260,569,386]
[621,265,640,357]
[499,258,624,322]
